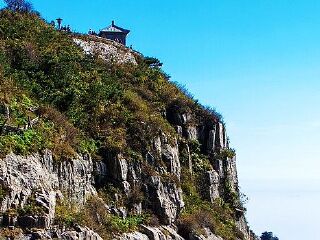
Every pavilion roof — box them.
[100,21,130,34]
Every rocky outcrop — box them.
[190,228,224,240]
[74,38,138,65]
[0,150,96,228]
[5,225,103,240]
[0,42,251,240]
[224,157,239,191]
[61,225,103,240]
[203,170,220,202]
[120,225,184,240]
[0,111,252,240]
[147,176,184,225]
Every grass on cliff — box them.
[0,9,222,160]
[178,168,245,240]
[55,197,154,239]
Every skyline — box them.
[1,0,320,239]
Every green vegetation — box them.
[215,148,236,160]
[0,9,221,161]
[0,185,7,202]
[179,169,245,240]
[16,194,47,216]
[0,6,247,240]
[55,197,150,239]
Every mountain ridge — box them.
[0,10,258,240]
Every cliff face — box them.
[0,10,258,240]
[0,115,251,240]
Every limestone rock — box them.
[61,225,103,240]
[140,225,167,240]
[206,129,216,153]
[203,170,220,202]
[0,151,96,229]
[120,232,150,240]
[190,228,224,240]
[215,123,227,150]
[186,126,198,141]
[56,153,97,205]
[107,154,129,182]
[119,225,184,240]
[161,142,181,180]
[148,176,184,225]
[73,38,137,65]
[224,157,238,191]
[94,161,108,185]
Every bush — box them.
[178,169,244,240]
[0,128,49,155]
[73,197,149,238]
[0,185,8,202]
[54,200,79,227]
[17,194,47,216]
[216,148,236,160]
[144,56,163,68]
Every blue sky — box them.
[2,0,320,239]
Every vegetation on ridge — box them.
[0,9,222,160]
[0,6,247,240]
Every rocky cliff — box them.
[0,9,258,240]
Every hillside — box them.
[0,10,257,240]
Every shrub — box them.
[74,196,149,238]
[178,169,244,240]
[0,128,49,155]
[17,194,47,216]
[110,215,146,233]
[143,56,163,68]
[54,200,79,227]
[127,185,145,206]
[0,185,8,202]
[217,148,236,160]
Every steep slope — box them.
[0,10,258,240]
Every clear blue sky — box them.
[2,0,320,239]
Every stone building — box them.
[99,21,130,45]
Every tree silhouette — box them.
[261,231,279,240]
[4,0,33,12]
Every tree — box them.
[261,231,279,240]
[4,0,33,12]
[144,57,163,68]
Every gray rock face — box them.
[9,226,103,240]
[215,123,227,150]
[120,232,150,240]
[148,176,184,225]
[161,142,181,180]
[0,152,58,227]
[0,151,96,228]
[206,129,216,153]
[206,123,227,154]
[236,215,250,240]
[119,225,184,240]
[190,228,224,240]
[203,170,220,202]
[186,126,198,141]
[108,154,129,182]
[0,114,252,240]
[74,38,138,65]
[61,225,103,240]
[140,225,167,240]
[56,154,97,204]
[223,157,238,191]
